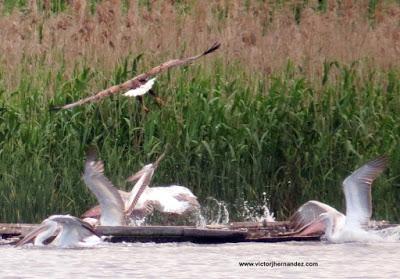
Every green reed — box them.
[0,56,400,223]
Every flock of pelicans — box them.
[16,147,200,248]
[14,152,394,248]
[9,44,396,248]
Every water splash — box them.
[239,192,275,223]
[127,194,275,227]
[195,211,207,228]
[372,225,400,241]
[129,216,147,226]
[201,197,230,225]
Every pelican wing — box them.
[83,149,126,226]
[289,200,343,231]
[123,78,156,97]
[343,155,388,228]
[175,193,200,207]
[50,215,99,239]
[52,42,221,110]
[141,186,199,214]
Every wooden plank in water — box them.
[0,222,323,244]
[246,235,321,242]
[97,226,186,237]
[98,226,248,244]
[183,228,246,238]
[1,221,395,244]
[0,223,37,236]
[228,221,290,229]
[183,228,247,243]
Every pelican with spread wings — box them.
[82,153,200,224]
[82,148,154,226]
[289,156,388,242]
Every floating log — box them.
[0,223,37,237]
[247,235,321,242]
[0,222,314,244]
[97,226,248,244]
[3,221,395,244]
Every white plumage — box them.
[16,215,100,248]
[134,185,200,215]
[290,156,387,243]
[123,78,156,97]
[82,149,152,226]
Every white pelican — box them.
[125,157,200,216]
[130,185,200,216]
[82,148,153,226]
[290,155,388,242]
[82,154,200,222]
[15,215,100,248]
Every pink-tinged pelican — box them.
[290,155,388,242]
[125,156,200,216]
[82,148,153,226]
[136,185,200,215]
[15,215,100,248]
[126,178,200,216]
[82,154,200,222]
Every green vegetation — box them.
[0,55,399,223]
[1,0,400,223]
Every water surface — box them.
[2,241,399,278]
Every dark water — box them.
[2,240,399,278]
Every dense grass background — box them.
[1,0,400,223]
[0,55,400,223]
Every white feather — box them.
[136,185,199,215]
[123,78,156,97]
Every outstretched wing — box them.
[52,42,221,110]
[343,155,388,228]
[83,148,126,226]
[50,215,99,238]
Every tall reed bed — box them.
[0,56,399,223]
[2,0,400,91]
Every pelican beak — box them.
[296,215,328,237]
[153,150,167,168]
[125,170,154,216]
[127,146,169,183]
[15,223,50,247]
[126,167,149,183]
